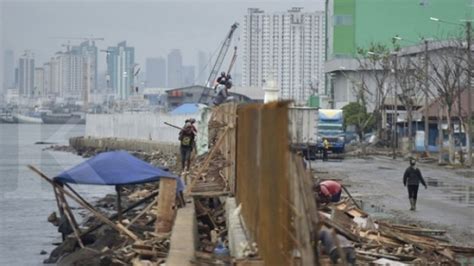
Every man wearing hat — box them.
[403,158,428,211]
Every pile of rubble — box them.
[192,197,231,265]
[42,146,182,265]
[320,198,474,264]
[187,150,231,195]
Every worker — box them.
[319,227,356,265]
[215,71,226,88]
[403,158,427,211]
[315,180,342,204]
[179,121,196,172]
[212,78,230,106]
[322,138,330,161]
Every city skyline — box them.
[1,1,322,72]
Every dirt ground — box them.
[311,156,474,246]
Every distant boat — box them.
[0,115,17,123]
[41,113,85,124]
[13,113,43,124]
[0,111,17,123]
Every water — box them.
[0,124,114,265]
[425,176,474,208]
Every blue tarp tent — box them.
[170,103,203,115]
[54,151,184,191]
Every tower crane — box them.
[204,23,239,88]
[50,36,105,46]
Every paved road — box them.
[312,156,474,245]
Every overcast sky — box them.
[1,0,324,74]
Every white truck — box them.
[288,107,319,159]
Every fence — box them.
[234,102,318,265]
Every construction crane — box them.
[204,22,239,88]
[50,36,105,46]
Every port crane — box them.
[199,23,239,104]
[204,23,239,88]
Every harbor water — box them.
[0,124,113,265]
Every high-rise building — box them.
[34,67,44,97]
[146,57,166,87]
[182,65,195,86]
[18,50,35,98]
[46,41,98,101]
[3,50,15,92]
[77,41,98,103]
[106,41,135,100]
[167,49,183,88]
[242,7,326,104]
[42,62,51,96]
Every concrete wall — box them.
[85,112,203,144]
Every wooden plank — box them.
[321,214,360,242]
[155,178,177,234]
[185,126,229,195]
[126,198,158,229]
[28,165,140,241]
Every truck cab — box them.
[317,109,345,154]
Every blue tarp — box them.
[54,151,184,191]
[170,103,202,115]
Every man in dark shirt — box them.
[179,122,196,172]
[403,158,427,211]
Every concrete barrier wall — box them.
[85,112,204,145]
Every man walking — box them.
[403,158,427,211]
[179,121,196,172]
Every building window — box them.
[334,15,353,26]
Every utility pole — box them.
[392,52,398,159]
[467,21,473,166]
[424,40,430,154]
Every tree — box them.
[342,102,375,142]
[357,43,393,142]
[428,43,466,164]
[392,52,424,153]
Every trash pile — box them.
[320,198,474,264]
[192,197,231,265]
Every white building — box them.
[242,7,325,105]
[47,41,98,101]
[18,50,35,98]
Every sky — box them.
[1,0,324,75]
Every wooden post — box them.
[27,165,140,241]
[62,202,85,248]
[155,178,177,234]
[116,185,123,223]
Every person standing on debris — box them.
[212,78,230,106]
[316,180,342,204]
[322,138,330,161]
[403,158,427,211]
[216,71,226,88]
[179,121,196,172]
[319,227,356,265]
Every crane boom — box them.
[205,23,239,87]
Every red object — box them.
[320,180,342,197]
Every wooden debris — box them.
[155,178,177,234]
